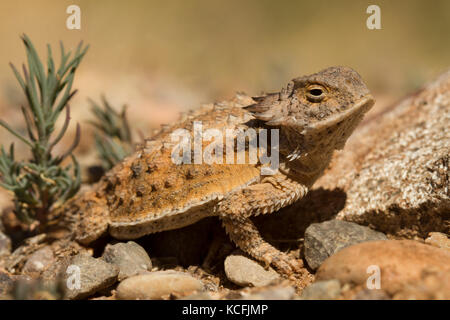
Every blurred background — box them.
[0,0,448,166]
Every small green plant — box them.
[0,34,88,227]
[89,96,133,171]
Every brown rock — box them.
[340,72,449,237]
[316,240,450,297]
[393,270,450,300]
[425,232,450,251]
[116,270,204,300]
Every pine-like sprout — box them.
[0,34,88,226]
[89,96,133,170]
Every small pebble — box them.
[22,246,54,278]
[224,250,280,287]
[116,270,204,300]
[101,241,152,281]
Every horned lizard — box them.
[56,66,374,276]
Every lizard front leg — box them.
[221,216,303,275]
[218,174,307,276]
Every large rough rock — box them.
[304,220,387,270]
[116,270,205,300]
[316,240,450,299]
[101,241,152,281]
[224,250,280,287]
[313,70,450,238]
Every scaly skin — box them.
[55,66,375,277]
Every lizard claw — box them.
[262,252,303,277]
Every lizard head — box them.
[245,66,375,158]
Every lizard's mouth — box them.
[305,94,375,132]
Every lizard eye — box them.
[306,85,326,103]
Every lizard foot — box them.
[261,251,304,277]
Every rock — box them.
[304,220,387,270]
[243,286,297,300]
[0,270,13,295]
[64,253,119,300]
[332,71,450,238]
[392,270,450,300]
[425,232,450,251]
[316,240,450,297]
[180,291,213,300]
[10,278,64,300]
[101,241,152,281]
[352,289,390,300]
[4,234,46,273]
[116,270,205,300]
[1,274,61,300]
[0,231,11,258]
[40,256,73,286]
[22,246,55,278]
[300,280,341,300]
[27,240,88,290]
[224,251,280,287]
